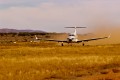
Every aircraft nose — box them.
[70,38,74,40]
[69,38,74,41]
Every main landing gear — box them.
[61,42,64,46]
[82,43,85,46]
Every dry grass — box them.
[0,42,120,80]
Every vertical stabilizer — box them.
[74,27,77,35]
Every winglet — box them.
[108,34,111,38]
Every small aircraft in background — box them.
[35,27,110,46]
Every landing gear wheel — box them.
[61,43,64,46]
[82,43,85,46]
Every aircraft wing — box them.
[34,35,68,42]
[42,39,68,42]
[77,35,110,42]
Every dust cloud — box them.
[79,18,120,45]
[81,26,120,45]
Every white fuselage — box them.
[67,28,78,43]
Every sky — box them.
[0,0,120,33]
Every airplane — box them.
[35,27,110,46]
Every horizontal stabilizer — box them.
[65,27,86,28]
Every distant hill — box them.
[0,28,46,33]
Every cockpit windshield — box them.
[69,34,75,36]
